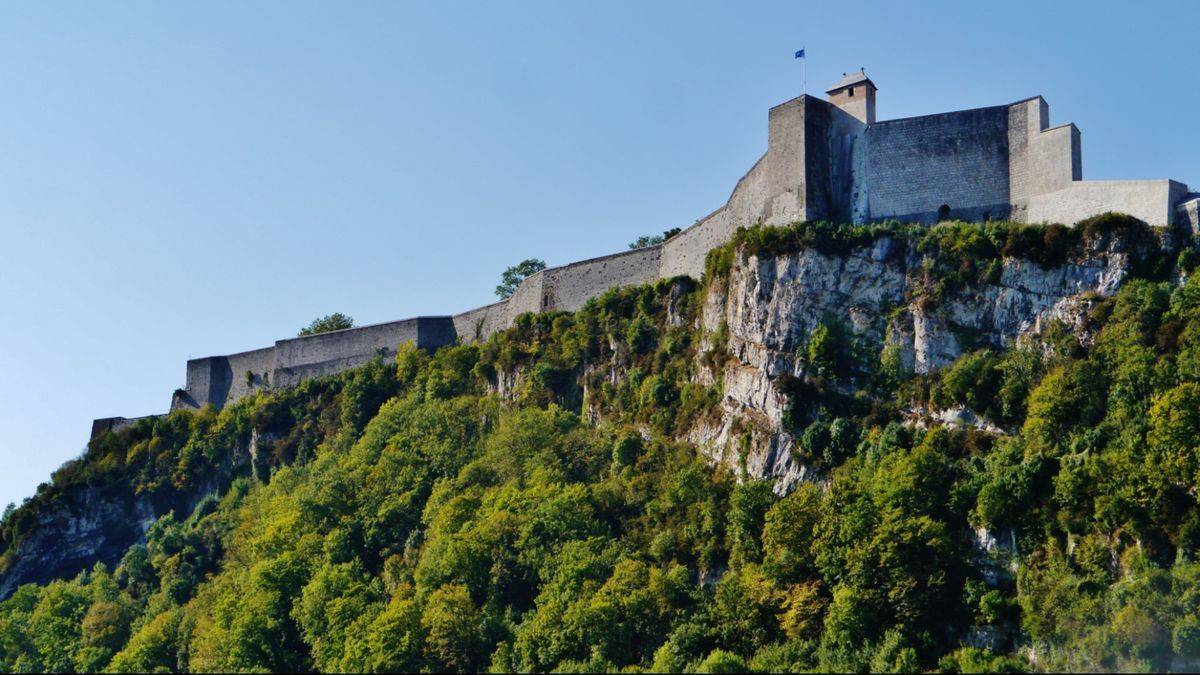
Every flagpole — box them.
[794,47,807,95]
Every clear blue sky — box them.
[1,0,1196,508]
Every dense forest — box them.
[5,217,1200,672]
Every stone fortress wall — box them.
[91,72,1196,436]
[168,318,455,411]
[864,104,1013,223]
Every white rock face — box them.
[692,235,1139,490]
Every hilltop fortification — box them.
[92,71,1200,435]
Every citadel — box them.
[92,71,1200,437]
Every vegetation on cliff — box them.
[4,217,1200,672]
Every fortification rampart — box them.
[864,105,1011,223]
[658,159,759,280]
[452,300,510,344]
[1025,180,1189,228]
[1008,97,1081,206]
[94,75,1195,438]
[170,318,456,412]
[542,245,663,312]
[273,317,454,388]
[90,414,165,438]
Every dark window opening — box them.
[847,87,855,97]
[938,204,951,221]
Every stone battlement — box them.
[92,72,1195,437]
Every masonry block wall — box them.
[172,318,456,411]
[273,317,454,389]
[865,105,1011,223]
[452,300,510,344]
[542,246,663,313]
[1026,180,1188,228]
[659,94,823,280]
[1008,97,1081,208]
[504,268,547,318]
[658,157,765,280]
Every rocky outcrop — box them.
[690,231,1147,489]
[687,239,906,488]
[0,488,156,600]
[0,433,253,601]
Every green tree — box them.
[495,258,547,299]
[628,227,682,250]
[298,312,354,336]
[107,608,184,673]
[762,482,821,582]
[421,584,484,672]
[1148,383,1200,487]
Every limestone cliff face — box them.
[687,240,906,487]
[0,433,255,600]
[0,488,156,600]
[690,230,1144,490]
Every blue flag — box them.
[794,48,805,59]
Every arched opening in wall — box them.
[938,204,951,221]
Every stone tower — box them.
[826,70,877,124]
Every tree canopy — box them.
[628,227,682,250]
[495,259,547,299]
[298,313,354,337]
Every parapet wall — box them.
[162,245,668,421]
[543,246,662,312]
[274,317,453,389]
[173,346,276,410]
[658,158,761,280]
[658,94,823,280]
[171,317,456,412]
[1025,180,1188,227]
[505,268,547,318]
[453,300,510,343]
[90,414,164,438]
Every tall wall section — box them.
[171,318,456,412]
[1002,97,1180,227]
[1007,97,1080,209]
[659,94,822,280]
[864,105,1012,223]
[164,246,668,417]
[540,246,662,312]
[171,346,276,410]
[273,317,454,389]
[453,300,510,344]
